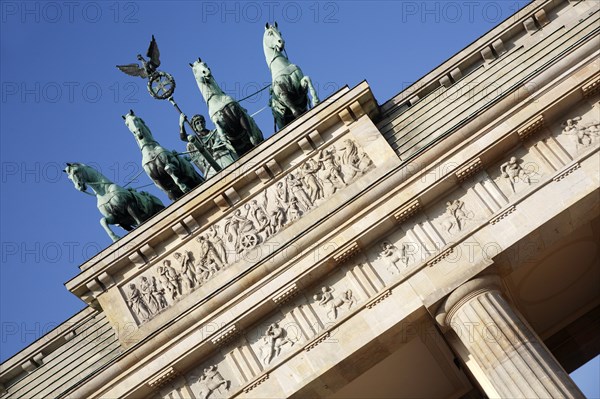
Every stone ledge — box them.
[305,332,330,352]
[366,290,392,309]
[490,206,516,225]
[517,115,544,141]
[393,199,421,223]
[211,325,238,347]
[427,248,455,267]
[333,242,361,264]
[271,283,299,305]
[242,373,269,393]
[553,162,581,182]
[581,74,600,97]
[456,158,483,182]
[147,366,178,389]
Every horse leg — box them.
[164,160,191,194]
[301,76,320,107]
[100,216,121,242]
[144,163,175,201]
[270,96,287,131]
[238,112,252,144]
[158,152,190,194]
[157,179,179,201]
[246,117,263,145]
[276,86,301,118]
[126,203,144,225]
[237,108,263,147]
[154,173,179,201]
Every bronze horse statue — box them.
[263,22,319,130]
[190,59,263,156]
[123,110,204,201]
[65,162,164,242]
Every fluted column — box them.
[436,276,584,398]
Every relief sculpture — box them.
[174,251,198,293]
[126,283,152,322]
[157,260,182,300]
[259,322,296,365]
[189,365,230,399]
[500,156,532,193]
[314,286,355,320]
[377,241,410,275]
[561,116,599,148]
[123,139,374,324]
[441,200,473,233]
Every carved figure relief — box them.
[123,139,374,324]
[150,276,168,310]
[500,156,531,192]
[173,251,198,293]
[377,241,410,275]
[207,225,228,265]
[287,173,313,211]
[259,322,296,365]
[246,198,269,230]
[139,276,165,314]
[339,139,373,180]
[561,117,599,148]
[314,286,355,320]
[441,200,473,233]
[301,158,324,203]
[157,260,182,300]
[317,147,346,194]
[225,209,260,253]
[126,283,152,322]
[190,365,230,399]
[196,235,223,280]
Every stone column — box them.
[436,275,584,399]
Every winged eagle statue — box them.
[116,35,176,100]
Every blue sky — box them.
[1,1,598,396]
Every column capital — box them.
[435,275,502,328]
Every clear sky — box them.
[1,1,598,396]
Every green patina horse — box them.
[64,162,164,242]
[190,59,263,156]
[263,22,319,130]
[123,110,204,201]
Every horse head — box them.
[190,58,213,84]
[122,109,152,142]
[264,22,285,53]
[64,162,89,192]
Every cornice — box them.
[378,0,566,115]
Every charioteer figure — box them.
[178,113,237,179]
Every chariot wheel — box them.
[239,233,259,250]
[148,72,176,100]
